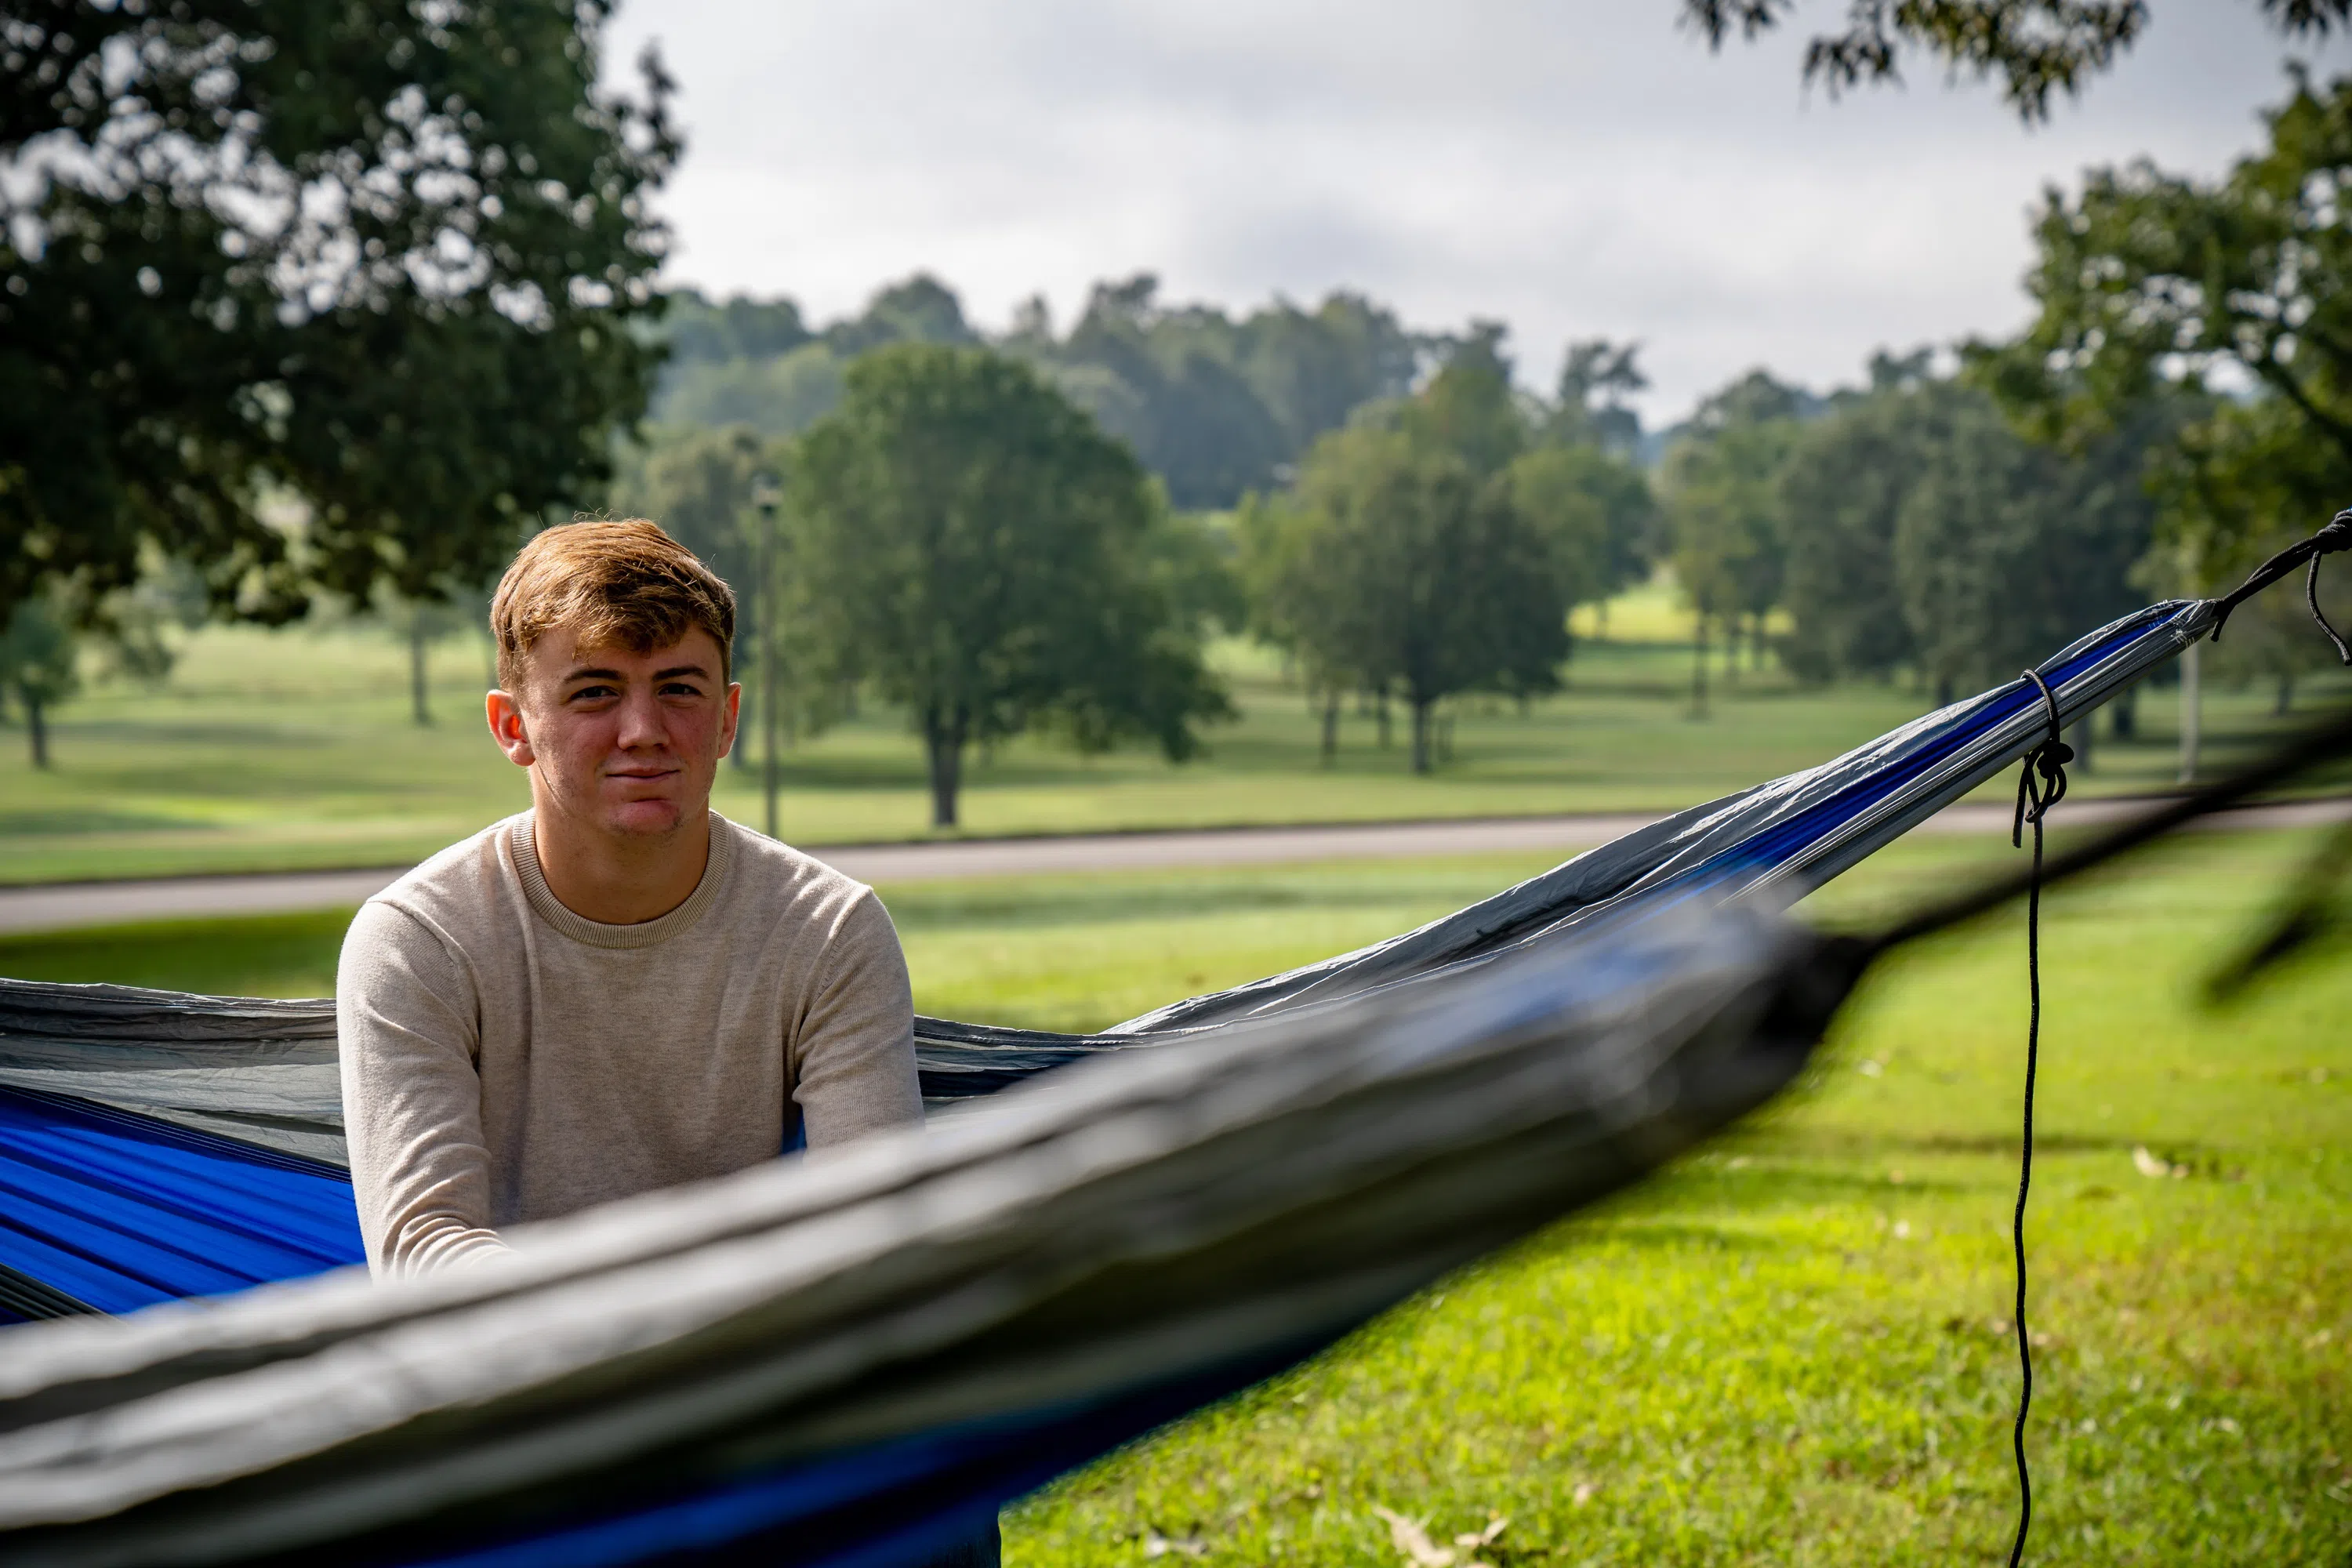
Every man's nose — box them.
[615,688,668,749]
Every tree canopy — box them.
[1,0,677,629]
[648,274,1442,510]
[1981,70,2352,590]
[1681,0,2352,121]
[1253,425,1570,774]
[789,344,1231,828]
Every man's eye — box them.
[569,684,619,702]
[662,682,704,698]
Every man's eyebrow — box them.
[557,662,715,685]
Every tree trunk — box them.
[1752,615,1769,670]
[2111,688,2137,740]
[1722,618,1739,688]
[1410,697,1434,774]
[2067,717,2093,774]
[409,619,431,727]
[2277,672,2295,715]
[1934,673,1955,709]
[1690,617,1710,717]
[26,694,48,769]
[1437,713,1455,765]
[1319,690,1339,766]
[1375,691,1392,750]
[925,707,966,829]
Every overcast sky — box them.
[602,2,2347,423]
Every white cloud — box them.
[605,0,2344,419]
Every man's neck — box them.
[527,795,713,926]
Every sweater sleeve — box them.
[337,898,515,1278]
[791,888,924,1151]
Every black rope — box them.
[1875,705,2352,956]
[2207,507,2352,662]
[2004,670,2068,1568]
[2308,553,2351,666]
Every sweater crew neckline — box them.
[509,812,735,949]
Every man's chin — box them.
[601,799,691,837]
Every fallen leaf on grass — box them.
[1144,1530,1207,1558]
[1452,1515,1508,1549]
[1371,1506,1457,1567]
[2132,1145,2188,1180]
[1572,1482,1596,1507]
[2304,1327,2334,1349]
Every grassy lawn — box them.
[2,597,2342,885]
[1,826,2344,1562]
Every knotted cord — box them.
[2005,668,2070,1568]
[2207,507,2352,665]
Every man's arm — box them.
[792,889,925,1149]
[337,900,515,1277]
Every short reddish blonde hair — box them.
[490,519,736,689]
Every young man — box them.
[337,519,924,1276]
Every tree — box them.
[1550,339,1649,455]
[1269,426,1570,773]
[1046,276,1293,508]
[0,593,78,768]
[1680,1,2351,122]
[1777,373,1976,682]
[1236,292,1425,454]
[1982,71,2352,591]
[377,589,473,728]
[1893,397,2154,710]
[791,345,1231,829]
[1502,444,1653,620]
[1402,325,1529,479]
[1661,401,1802,702]
[2,0,678,630]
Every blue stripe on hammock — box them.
[0,1086,364,1313]
[390,1341,1312,1568]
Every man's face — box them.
[488,627,740,840]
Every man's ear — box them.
[719,681,742,760]
[486,689,537,768]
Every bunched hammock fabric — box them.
[0,593,2268,1566]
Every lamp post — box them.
[749,470,783,839]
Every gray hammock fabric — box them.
[0,594,2249,1566]
[0,597,2220,1166]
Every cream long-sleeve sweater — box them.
[336,811,923,1278]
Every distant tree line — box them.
[648,273,1440,509]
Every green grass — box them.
[2,829,2345,1562]
[3,608,2341,884]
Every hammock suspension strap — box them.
[2205,507,2352,665]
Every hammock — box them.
[0,597,2232,1566]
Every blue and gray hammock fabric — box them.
[0,567,2343,1566]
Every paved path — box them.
[2,797,2344,936]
